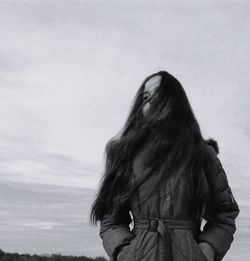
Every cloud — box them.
[0,2,248,257]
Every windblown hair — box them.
[90,70,212,225]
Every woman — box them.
[90,71,240,261]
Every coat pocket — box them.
[116,244,131,261]
[189,234,209,261]
[116,235,138,261]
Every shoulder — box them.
[205,138,219,155]
[202,138,225,177]
[202,138,230,189]
[202,138,220,164]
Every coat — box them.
[99,139,240,261]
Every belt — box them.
[133,218,201,261]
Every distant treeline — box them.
[0,250,107,261]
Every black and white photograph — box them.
[0,1,248,261]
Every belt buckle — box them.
[148,217,159,232]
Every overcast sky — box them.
[0,0,249,257]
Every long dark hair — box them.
[90,70,211,225]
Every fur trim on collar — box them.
[205,138,219,154]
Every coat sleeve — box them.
[99,204,135,260]
[197,147,240,261]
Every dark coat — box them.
[99,139,240,261]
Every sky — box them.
[0,0,249,258]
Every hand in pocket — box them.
[198,242,215,261]
[116,243,131,261]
